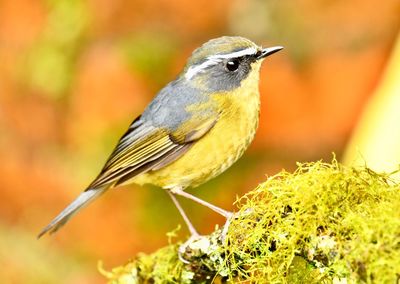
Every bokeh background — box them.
[1,0,399,282]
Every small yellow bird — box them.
[38,36,282,237]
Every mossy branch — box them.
[101,160,400,283]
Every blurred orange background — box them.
[0,0,399,282]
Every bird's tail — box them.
[38,188,106,238]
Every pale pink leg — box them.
[166,190,199,236]
[170,187,232,218]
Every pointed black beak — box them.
[257,46,284,60]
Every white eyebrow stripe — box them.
[185,47,258,80]
[185,58,220,79]
[208,47,258,60]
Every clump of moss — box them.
[102,160,400,283]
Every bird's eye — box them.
[225,59,240,72]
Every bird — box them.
[38,36,282,238]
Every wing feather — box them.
[89,127,174,188]
[87,114,219,190]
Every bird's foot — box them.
[221,208,255,242]
[178,213,237,264]
[221,211,236,242]
[178,234,208,264]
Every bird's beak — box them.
[257,46,284,60]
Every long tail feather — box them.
[38,188,106,238]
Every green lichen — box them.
[102,160,400,283]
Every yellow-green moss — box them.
[102,160,400,283]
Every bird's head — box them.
[182,36,282,92]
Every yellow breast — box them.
[134,63,262,189]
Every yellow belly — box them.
[133,78,261,189]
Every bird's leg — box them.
[166,189,199,236]
[170,187,232,219]
[170,188,237,261]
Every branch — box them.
[101,160,400,283]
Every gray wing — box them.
[88,79,219,189]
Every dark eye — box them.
[225,59,240,72]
